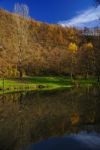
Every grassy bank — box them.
[0,76,99,94]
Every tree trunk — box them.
[2,77,4,93]
[71,72,73,80]
[85,72,89,80]
[97,76,100,82]
[18,62,23,79]
[86,72,89,79]
[19,69,23,79]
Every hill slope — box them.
[0,9,82,77]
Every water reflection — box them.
[0,86,100,150]
[27,132,100,150]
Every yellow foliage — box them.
[84,42,93,50]
[68,42,78,53]
[70,113,80,125]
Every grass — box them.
[0,76,99,94]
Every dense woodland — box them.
[0,9,100,80]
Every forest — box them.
[0,1,100,150]
[0,8,100,81]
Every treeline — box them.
[0,9,100,80]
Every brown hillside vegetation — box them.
[0,9,100,78]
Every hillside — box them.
[0,9,82,77]
[0,9,99,78]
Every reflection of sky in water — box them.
[27,132,100,150]
[72,132,100,149]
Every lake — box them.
[0,86,100,150]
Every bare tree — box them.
[14,3,30,78]
[14,3,29,18]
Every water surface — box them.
[0,86,100,150]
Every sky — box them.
[0,0,100,27]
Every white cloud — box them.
[58,6,100,27]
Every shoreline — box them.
[0,76,99,94]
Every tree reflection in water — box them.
[0,86,100,150]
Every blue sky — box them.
[0,0,100,27]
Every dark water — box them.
[0,86,100,150]
[27,132,100,150]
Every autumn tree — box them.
[68,42,78,79]
[78,42,94,78]
[93,0,100,81]
[14,3,30,78]
[0,33,6,91]
[92,34,100,81]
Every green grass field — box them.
[0,76,99,94]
